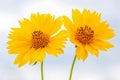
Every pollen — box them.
[75,25,94,45]
[32,31,50,49]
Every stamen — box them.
[32,31,50,49]
[75,25,94,45]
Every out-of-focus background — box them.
[0,0,120,80]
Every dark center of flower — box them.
[32,31,50,49]
[75,25,94,45]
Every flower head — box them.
[63,9,115,61]
[7,13,66,67]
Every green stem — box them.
[69,55,76,80]
[41,62,44,80]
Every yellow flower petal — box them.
[36,49,46,62]
[45,30,66,56]
[95,29,115,40]
[72,9,81,28]
[48,16,64,35]
[93,40,114,51]
[85,44,99,57]
[8,46,30,54]
[14,48,35,67]
[63,16,75,31]
[29,49,41,64]
[76,44,88,61]
[81,9,90,26]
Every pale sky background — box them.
[0,0,120,80]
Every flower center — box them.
[75,25,94,45]
[32,31,50,49]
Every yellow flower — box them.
[63,9,115,61]
[7,13,66,67]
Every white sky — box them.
[0,0,120,80]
